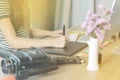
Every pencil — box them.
[63,25,65,36]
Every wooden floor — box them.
[0,40,120,80]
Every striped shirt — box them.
[0,0,30,50]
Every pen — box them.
[63,25,65,36]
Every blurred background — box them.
[28,0,94,30]
[28,0,120,37]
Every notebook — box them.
[42,42,88,56]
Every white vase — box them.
[87,37,99,71]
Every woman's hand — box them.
[49,36,66,48]
[49,30,63,37]
[49,30,70,39]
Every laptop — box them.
[42,42,87,56]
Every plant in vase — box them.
[81,4,114,71]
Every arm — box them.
[0,18,65,49]
[30,28,63,37]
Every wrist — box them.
[48,31,54,36]
[47,38,53,47]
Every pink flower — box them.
[103,23,111,30]
[81,4,113,42]
[85,11,93,20]
[98,4,106,11]
[81,22,88,30]
[96,18,110,26]
[94,28,104,42]
[104,10,114,17]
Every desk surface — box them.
[0,40,120,80]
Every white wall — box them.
[70,0,95,27]
[54,0,72,30]
[32,0,56,30]
[30,0,120,34]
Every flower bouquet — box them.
[81,4,114,71]
[81,4,114,42]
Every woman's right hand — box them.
[49,36,66,48]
